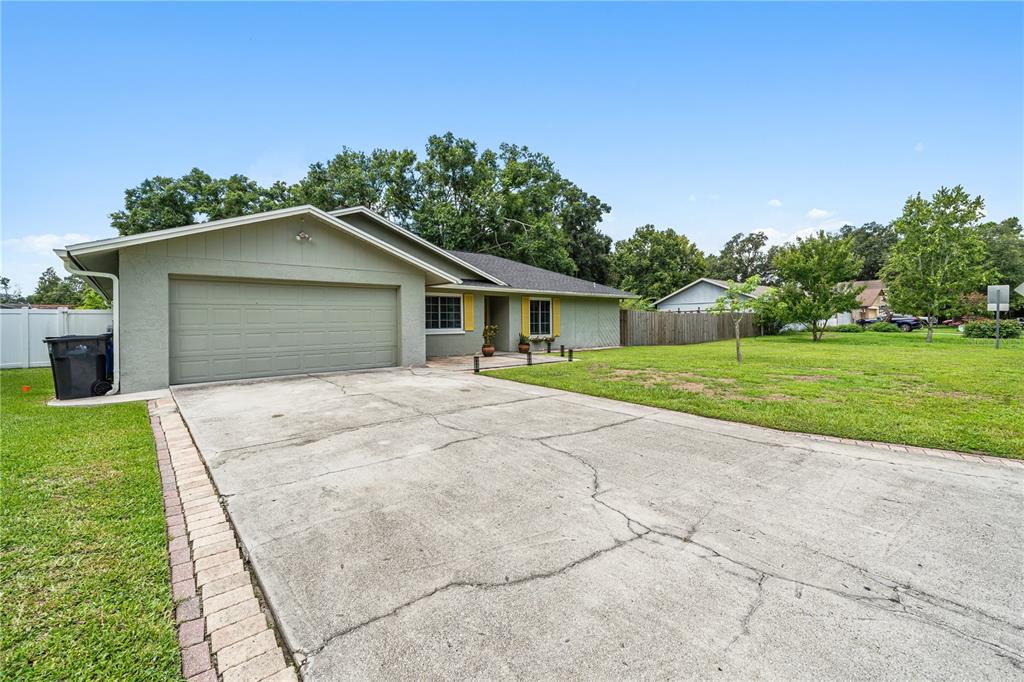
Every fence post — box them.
[22,307,31,368]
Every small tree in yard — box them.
[771,231,864,341]
[710,276,762,363]
[882,186,991,343]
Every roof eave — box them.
[61,206,463,286]
[430,283,636,299]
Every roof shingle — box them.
[447,251,633,297]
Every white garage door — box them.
[169,278,398,384]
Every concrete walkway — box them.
[172,367,1024,680]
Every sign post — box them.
[988,285,1010,349]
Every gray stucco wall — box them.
[117,215,427,392]
[656,281,732,312]
[423,292,620,356]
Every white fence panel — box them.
[1,308,113,369]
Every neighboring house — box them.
[653,277,770,312]
[57,205,632,392]
[846,279,889,321]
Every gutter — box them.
[60,255,121,395]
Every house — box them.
[847,279,888,321]
[56,205,632,392]
[653,277,770,312]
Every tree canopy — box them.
[706,231,773,283]
[28,267,86,306]
[978,216,1024,312]
[768,231,864,341]
[836,221,897,280]
[610,225,706,300]
[109,133,613,282]
[882,186,991,341]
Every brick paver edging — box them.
[150,399,298,682]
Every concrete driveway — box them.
[172,367,1024,680]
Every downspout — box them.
[63,259,120,395]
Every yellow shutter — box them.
[553,298,560,336]
[463,293,474,331]
[521,296,531,336]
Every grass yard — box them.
[0,368,181,681]
[490,331,1024,458]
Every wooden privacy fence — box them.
[620,310,757,346]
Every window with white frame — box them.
[425,295,462,330]
[529,298,552,336]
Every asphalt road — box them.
[173,367,1024,680]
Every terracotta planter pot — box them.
[517,343,530,353]
[481,344,496,357]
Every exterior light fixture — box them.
[295,231,312,242]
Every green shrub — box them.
[962,319,1022,339]
[866,322,901,333]
[832,324,864,333]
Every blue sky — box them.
[2,2,1022,292]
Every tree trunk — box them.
[734,318,742,364]
[926,317,934,343]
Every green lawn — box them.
[1,368,181,681]
[489,331,1024,458]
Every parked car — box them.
[857,315,923,332]
[941,315,988,326]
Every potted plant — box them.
[517,333,531,353]
[481,324,498,357]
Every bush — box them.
[832,324,864,333]
[866,322,901,333]
[962,319,1022,339]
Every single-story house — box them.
[56,205,632,393]
[846,279,888,321]
[653,277,770,312]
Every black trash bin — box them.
[44,334,113,399]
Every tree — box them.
[109,169,299,235]
[108,134,615,282]
[771,231,864,341]
[610,225,706,300]
[78,288,110,310]
[882,186,991,342]
[707,232,772,282]
[837,222,897,280]
[29,267,85,306]
[0,276,27,305]
[977,217,1024,313]
[709,275,762,363]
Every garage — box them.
[169,277,398,384]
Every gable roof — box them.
[444,251,633,298]
[56,205,463,285]
[328,207,506,286]
[653,277,770,306]
[57,204,634,299]
[845,279,885,308]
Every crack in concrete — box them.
[723,574,768,654]
[298,529,652,664]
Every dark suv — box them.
[856,315,924,332]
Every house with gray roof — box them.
[57,205,633,392]
[653,277,770,312]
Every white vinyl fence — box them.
[1,308,113,369]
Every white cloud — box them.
[806,208,833,220]
[3,232,96,257]
[914,141,925,153]
[1,232,99,292]
[767,198,783,208]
